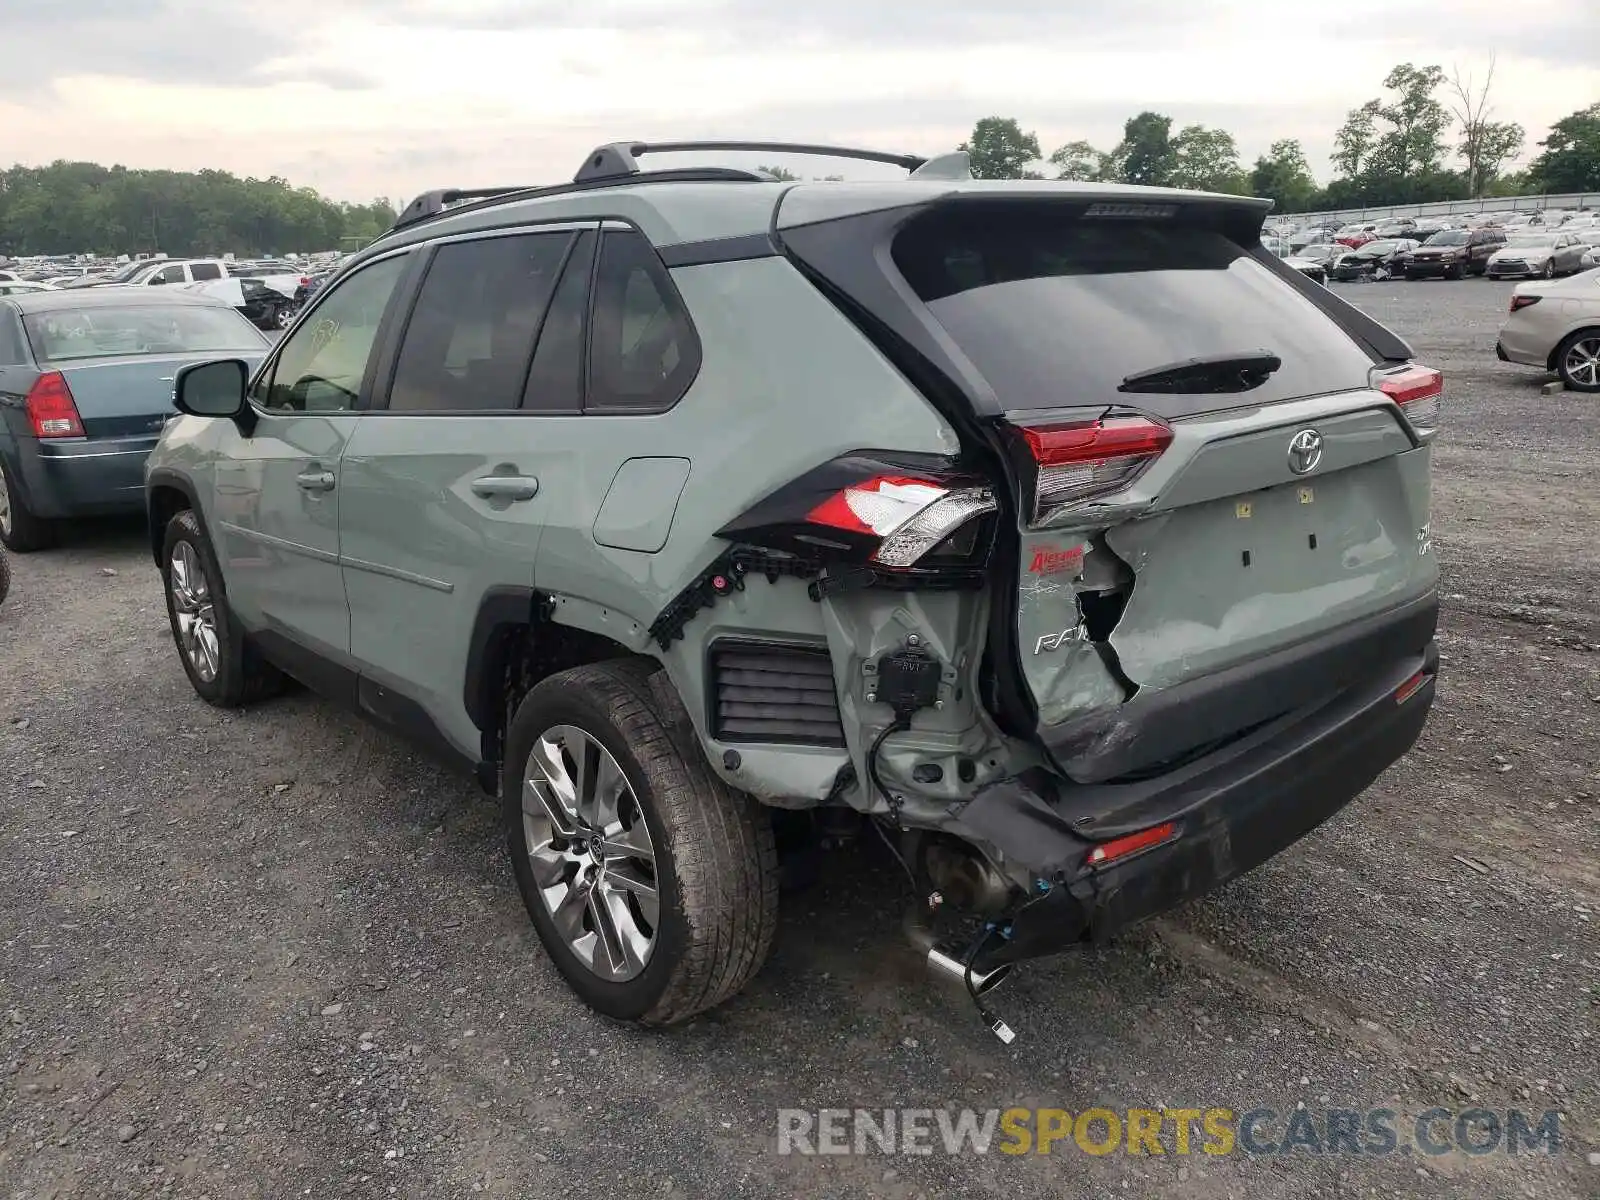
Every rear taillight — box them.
[299,276,311,286]
[1374,363,1442,435]
[806,475,997,568]
[1013,416,1173,525]
[1509,294,1541,313]
[25,371,85,438]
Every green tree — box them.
[959,117,1042,180]
[1332,100,1382,177]
[1527,103,1600,192]
[1048,140,1117,181]
[1368,64,1451,179]
[1118,112,1177,186]
[0,160,397,256]
[1170,125,1246,192]
[1249,139,1318,212]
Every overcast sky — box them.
[2,0,1594,204]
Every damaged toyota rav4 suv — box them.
[146,141,1440,1028]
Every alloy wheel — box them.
[1563,338,1600,389]
[169,541,220,682]
[522,725,659,982]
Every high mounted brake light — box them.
[806,475,997,569]
[1374,364,1442,436]
[25,371,85,438]
[1013,416,1173,525]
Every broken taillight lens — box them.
[25,371,85,438]
[1014,416,1173,525]
[1373,363,1442,436]
[807,475,997,568]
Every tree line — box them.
[0,162,398,257]
[958,63,1600,214]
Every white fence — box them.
[1276,192,1598,226]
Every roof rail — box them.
[385,167,769,236]
[574,141,928,183]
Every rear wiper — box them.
[1118,350,1282,395]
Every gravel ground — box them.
[2,277,1597,1199]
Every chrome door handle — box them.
[296,469,336,493]
[471,476,539,502]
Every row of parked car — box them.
[0,256,341,331]
[1270,224,1598,284]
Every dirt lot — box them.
[2,278,1597,1199]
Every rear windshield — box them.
[23,304,264,362]
[892,209,1374,411]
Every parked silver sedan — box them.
[1496,269,1600,391]
[1484,231,1594,280]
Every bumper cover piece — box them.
[954,636,1437,968]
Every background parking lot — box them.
[1,278,1596,1199]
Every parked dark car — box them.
[1372,218,1417,239]
[1329,238,1420,282]
[0,290,270,550]
[1404,226,1506,279]
[1406,219,1455,242]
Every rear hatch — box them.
[778,187,1438,785]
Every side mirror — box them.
[174,359,253,431]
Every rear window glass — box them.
[892,209,1374,411]
[23,304,263,362]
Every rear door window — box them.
[892,207,1376,417]
[386,231,574,413]
[191,262,222,281]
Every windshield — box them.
[23,304,265,362]
[1362,241,1399,254]
[1504,235,1557,248]
[1425,231,1469,246]
[104,260,153,283]
[1301,244,1336,257]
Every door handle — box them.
[296,469,336,493]
[471,475,539,502]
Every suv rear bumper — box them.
[954,622,1437,968]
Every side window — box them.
[522,230,594,413]
[191,262,222,281]
[152,264,186,285]
[262,254,407,414]
[0,312,24,364]
[386,231,573,413]
[587,228,700,413]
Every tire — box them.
[1444,265,1463,281]
[160,509,282,706]
[503,659,779,1025]
[0,549,9,606]
[0,456,57,552]
[1541,261,1555,280]
[1555,330,1600,393]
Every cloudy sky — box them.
[2,0,1594,204]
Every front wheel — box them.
[503,659,779,1025]
[1556,330,1600,393]
[161,510,282,705]
[1444,265,1463,280]
[1541,261,1556,280]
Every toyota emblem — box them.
[1287,428,1323,475]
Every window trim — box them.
[366,219,601,418]
[245,245,418,419]
[581,220,704,417]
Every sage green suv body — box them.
[146,142,1440,1025]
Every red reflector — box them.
[1085,821,1178,868]
[1022,417,1173,467]
[1509,294,1541,313]
[1393,670,1430,705]
[25,371,85,438]
[1375,365,1442,406]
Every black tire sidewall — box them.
[502,676,689,1022]
[1557,331,1600,394]
[0,456,55,553]
[160,511,246,705]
